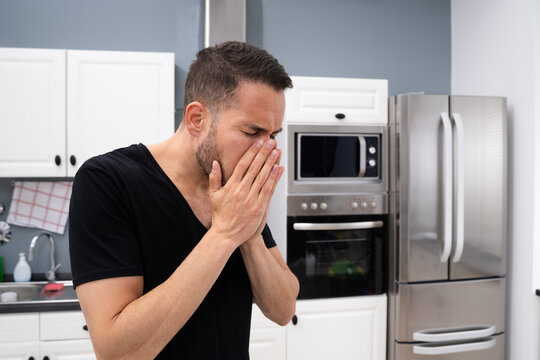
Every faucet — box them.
[28,232,61,281]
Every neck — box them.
[147,130,209,196]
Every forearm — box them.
[240,236,299,326]
[87,230,237,360]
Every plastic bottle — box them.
[13,252,31,282]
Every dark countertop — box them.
[0,280,81,314]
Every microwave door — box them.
[396,94,450,283]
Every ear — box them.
[184,102,210,137]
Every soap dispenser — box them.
[13,252,31,282]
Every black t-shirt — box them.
[69,143,276,359]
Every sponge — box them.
[44,283,64,292]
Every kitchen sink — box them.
[0,283,43,301]
[0,281,76,303]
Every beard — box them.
[195,123,224,182]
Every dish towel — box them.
[7,181,73,234]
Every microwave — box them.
[287,124,388,194]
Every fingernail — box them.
[271,164,278,174]
[265,139,275,149]
[255,139,264,148]
[212,161,216,172]
[269,149,278,159]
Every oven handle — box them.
[293,221,384,231]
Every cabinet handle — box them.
[83,324,89,331]
[43,357,50,360]
[335,113,345,119]
[55,155,61,166]
[292,314,298,325]
[70,155,77,166]
[29,357,35,360]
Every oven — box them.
[287,194,388,299]
[284,123,389,300]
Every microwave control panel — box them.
[364,136,380,178]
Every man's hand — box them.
[208,139,284,246]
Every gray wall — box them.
[0,0,450,277]
[247,0,451,96]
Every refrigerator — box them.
[387,94,507,360]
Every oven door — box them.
[287,215,387,299]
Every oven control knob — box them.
[369,146,377,154]
[300,203,308,210]
[320,202,328,210]
[368,159,376,167]
[310,203,318,210]
[361,201,368,209]
[370,201,377,209]
[351,202,359,209]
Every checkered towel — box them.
[7,181,72,234]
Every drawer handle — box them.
[335,113,346,119]
[83,324,89,331]
[43,357,50,360]
[292,314,298,325]
[55,155,61,166]
[29,357,35,360]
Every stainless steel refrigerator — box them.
[387,94,507,360]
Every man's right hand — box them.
[208,139,284,246]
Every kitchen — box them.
[0,0,538,359]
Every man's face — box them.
[196,81,285,183]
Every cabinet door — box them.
[250,305,286,360]
[287,295,387,360]
[40,339,96,360]
[67,50,174,176]
[0,48,66,177]
[40,311,90,341]
[285,76,388,125]
[0,342,39,360]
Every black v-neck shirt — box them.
[69,144,276,359]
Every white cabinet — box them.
[287,295,387,360]
[0,48,67,177]
[0,47,174,177]
[249,304,286,360]
[0,311,96,360]
[285,76,388,125]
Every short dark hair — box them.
[183,41,292,116]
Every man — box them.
[69,41,299,359]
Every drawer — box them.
[0,313,39,343]
[40,310,90,341]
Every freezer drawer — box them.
[395,334,504,360]
[395,278,505,342]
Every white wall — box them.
[451,0,539,359]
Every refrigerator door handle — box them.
[413,337,496,355]
[413,325,496,342]
[440,112,453,263]
[451,112,465,263]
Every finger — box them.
[240,139,277,187]
[227,139,265,184]
[247,148,279,195]
[257,164,283,205]
[208,160,222,196]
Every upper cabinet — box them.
[285,76,388,125]
[0,47,175,177]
